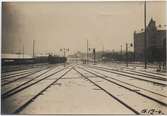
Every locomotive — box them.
[48,55,67,64]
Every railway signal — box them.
[88,48,96,65]
[60,48,69,67]
[125,43,133,67]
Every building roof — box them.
[2,53,33,59]
[134,18,166,34]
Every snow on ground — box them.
[1,63,167,114]
[20,69,134,114]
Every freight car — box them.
[2,58,34,65]
[2,54,67,65]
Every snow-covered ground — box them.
[1,63,167,114]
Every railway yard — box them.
[1,63,167,114]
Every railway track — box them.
[124,68,167,78]
[1,64,61,80]
[74,66,167,114]
[1,66,51,86]
[2,66,57,98]
[102,63,166,76]
[93,65,167,81]
[78,66,167,106]
[74,67,140,114]
[2,64,50,78]
[2,64,74,114]
[2,64,166,114]
[2,63,49,73]
[2,67,47,80]
[2,64,71,99]
[104,64,167,77]
[86,67,167,97]
[2,67,40,78]
[13,65,74,114]
[85,65,167,86]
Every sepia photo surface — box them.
[1,1,167,115]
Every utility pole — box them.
[22,45,24,58]
[121,45,122,62]
[102,45,104,62]
[93,48,96,65]
[87,39,88,64]
[60,48,69,67]
[163,39,166,69]
[133,43,135,62]
[144,0,147,69]
[64,50,66,58]
[126,43,128,67]
[102,45,104,55]
[33,40,35,58]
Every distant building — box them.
[134,18,166,62]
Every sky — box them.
[2,1,167,56]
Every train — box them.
[48,55,67,64]
[2,54,67,65]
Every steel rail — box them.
[2,65,57,99]
[91,65,166,81]
[13,66,73,114]
[2,67,41,77]
[2,64,57,79]
[124,69,167,79]
[86,65,167,86]
[2,68,42,80]
[74,67,140,115]
[84,66,167,98]
[2,65,71,99]
[116,64,166,76]
[1,66,51,86]
[78,66,167,106]
[2,64,44,73]
[101,63,166,76]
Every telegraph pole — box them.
[121,45,122,62]
[163,39,166,69]
[144,0,147,69]
[87,39,88,64]
[60,48,69,67]
[33,40,35,58]
[126,43,128,67]
[22,45,24,58]
[93,48,96,65]
[102,45,104,62]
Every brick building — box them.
[134,18,166,62]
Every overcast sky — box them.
[2,1,166,56]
